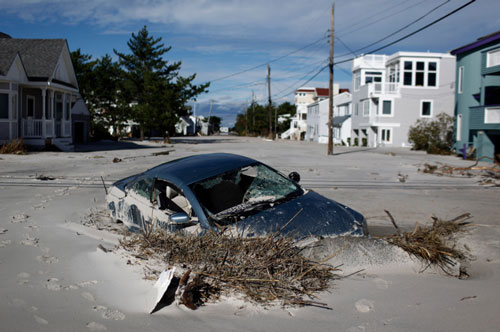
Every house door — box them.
[74,122,84,144]
[55,97,63,137]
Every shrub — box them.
[0,139,27,154]
[408,113,454,154]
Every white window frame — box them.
[486,48,500,68]
[380,128,393,144]
[485,107,500,124]
[354,71,361,91]
[420,100,433,118]
[362,100,370,117]
[402,59,439,88]
[458,66,464,94]
[354,103,359,116]
[380,99,394,117]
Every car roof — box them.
[146,153,258,185]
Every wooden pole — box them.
[267,64,272,138]
[327,2,335,155]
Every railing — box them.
[369,82,399,95]
[22,119,43,137]
[353,54,386,69]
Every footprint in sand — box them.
[17,272,31,285]
[78,280,98,288]
[20,234,39,247]
[0,240,12,248]
[82,292,95,302]
[11,214,29,223]
[86,322,107,331]
[24,225,39,231]
[0,228,7,234]
[37,255,59,264]
[92,305,126,320]
[355,299,375,313]
[373,278,390,290]
[45,278,62,291]
[32,204,45,210]
[34,315,49,325]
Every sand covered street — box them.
[1,136,499,331]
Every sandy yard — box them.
[1,136,499,332]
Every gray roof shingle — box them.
[0,39,66,79]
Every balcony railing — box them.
[22,119,43,137]
[369,82,400,95]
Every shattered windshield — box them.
[190,163,302,220]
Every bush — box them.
[0,139,27,154]
[408,113,454,154]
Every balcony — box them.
[469,105,500,130]
[353,54,386,70]
[368,82,400,96]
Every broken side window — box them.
[129,176,155,200]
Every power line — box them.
[333,0,476,66]
[209,35,328,83]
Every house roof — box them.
[0,38,66,79]
[451,30,500,55]
[315,88,329,96]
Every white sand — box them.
[1,136,499,331]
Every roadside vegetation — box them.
[408,113,454,154]
[0,139,27,155]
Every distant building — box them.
[282,85,338,140]
[350,52,455,147]
[0,34,89,150]
[451,30,500,162]
[305,91,351,145]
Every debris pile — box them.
[420,159,500,185]
[0,139,27,155]
[383,211,472,278]
[120,230,339,309]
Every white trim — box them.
[456,114,462,141]
[458,66,464,94]
[485,107,500,124]
[359,122,401,127]
[486,48,500,68]
[379,98,394,117]
[420,100,433,118]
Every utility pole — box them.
[327,2,335,155]
[267,64,272,139]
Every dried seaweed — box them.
[420,158,500,185]
[0,139,27,155]
[120,229,339,308]
[383,213,472,277]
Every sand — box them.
[0,136,499,331]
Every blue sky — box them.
[1,0,499,126]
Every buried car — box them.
[106,153,368,237]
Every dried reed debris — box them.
[120,230,339,308]
[420,158,500,185]
[383,212,472,277]
[0,139,27,155]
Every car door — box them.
[123,175,156,229]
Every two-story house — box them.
[451,30,500,162]
[305,91,351,145]
[350,52,455,147]
[0,34,89,150]
[282,85,338,140]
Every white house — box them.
[305,91,352,145]
[0,34,88,150]
[282,85,338,140]
[350,52,456,147]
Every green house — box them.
[451,31,500,162]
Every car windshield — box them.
[190,163,302,220]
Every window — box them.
[130,177,155,200]
[416,62,425,86]
[456,114,462,141]
[428,62,437,87]
[0,93,8,119]
[354,103,359,116]
[382,100,392,115]
[354,71,361,91]
[487,48,500,67]
[421,100,432,117]
[362,100,370,116]
[27,96,35,117]
[485,107,500,124]
[403,61,413,86]
[380,128,392,143]
[365,71,382,84]
[458,66,464,94]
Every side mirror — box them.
[169,211,190,224]
[288,171,300,183]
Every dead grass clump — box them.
[0,139,27,155]
[120,230,339,308]
[383,212,472,277]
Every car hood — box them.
[235,191,365,238]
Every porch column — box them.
[49,90,55,137]
[42,88,46,138]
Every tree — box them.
[114,26,209,140]
[233,101,295,137]
[70,49,95,103]
[92,54,128,137]
[408,113,454,154]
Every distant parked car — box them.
[106,153,367,237]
